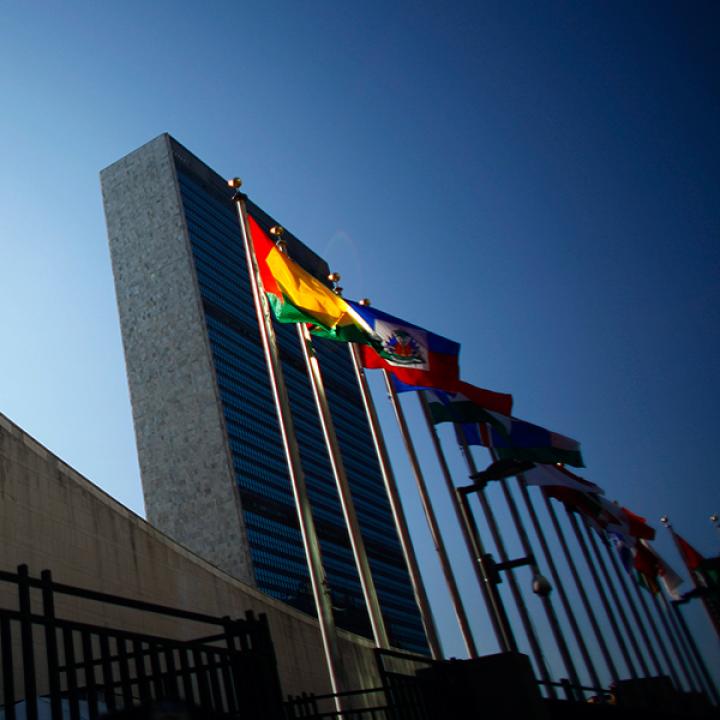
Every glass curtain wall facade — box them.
[158,138,427,653]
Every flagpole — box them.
[492,464,581,694]
[295,319,389,648]
[711,514,720,545]
[383,371,478,658]
[516,478,602,694]
[268,257,390,650]
[662,516,720,639]
[417,393,515,653]
[659,592,704,694]
[630,578,681,690]
[649,591,696,691]
[348,343,442,659]
[669,602,719,704]
[457,435,555,697]
[231,187,346,705]
[602,538,664,677]
[660,518,719,700]
[582,520,648,677]
[542,494,619,683]
[567,510,638,679]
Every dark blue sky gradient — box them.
[0,0,718,677]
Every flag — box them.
[672,531,720,637]
[351,301,461,391]
[673,531,720,592]
[619,508,655,541]
[523,463,603,495]
[673,531,705,572]
[419,381,513,421]
[248,214,372,343]
[609,531,635,574]
[544,486,623,532]
[607,507,655,574]
[472,458,536,483]
[457,416,584,468]
[634,541,683,599]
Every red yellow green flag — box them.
[248,214,372,343]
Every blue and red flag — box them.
[457,415,585,467]
[351,301,461,392]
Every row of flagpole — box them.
[230,184,718,707]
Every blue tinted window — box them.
[176,170,427,653]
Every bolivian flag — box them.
[248,214,372,343]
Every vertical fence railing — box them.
[0,564,285,719]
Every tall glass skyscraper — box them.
[101,134,428,654]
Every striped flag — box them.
[457,416,584,468]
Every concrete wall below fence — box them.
[0,411,389,699]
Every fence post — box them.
[1,616,16,720]
[17,564,38,720]
[40,569,63,720]
[61,625,80,720]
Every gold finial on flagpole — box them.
[327,272,343,296]
[359,298,371,307]
[660,516,670,527]
[227,178,243,188]
[270,225,287,252]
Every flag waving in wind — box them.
[522,463,603,495]
[351,301,461,392]
[248,214,373,343]
[634,541,683,599]
[420,381,513,420]
[457,415,585,468]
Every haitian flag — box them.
[351,301,461,392]
[457,415,584,468]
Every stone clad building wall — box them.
[0,411,381,698]
[100,135,254,586]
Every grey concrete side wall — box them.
[100,134,254,586]
[0,411,383,698]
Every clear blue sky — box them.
[1,0,718,684]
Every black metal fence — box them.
[284,648,433,720]
[0,564,284,719]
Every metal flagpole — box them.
[660,518,719,701]
[649,591,695,691]
[231,187,346,705]
[348,342,442,659]
[457,435,555,697]
[384,372,478,658]
[670,602,720,704]
[630,577,682,688]
[542,494,619,682]
[417,392,515,652]
[659,592,703,694]
[582,520,648,677]
[495,470,582,694]
[663,516,720,668]
[279,262,389,649]
[567,510,637,679]
[602,539,664,677]
[516,478,602,694]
